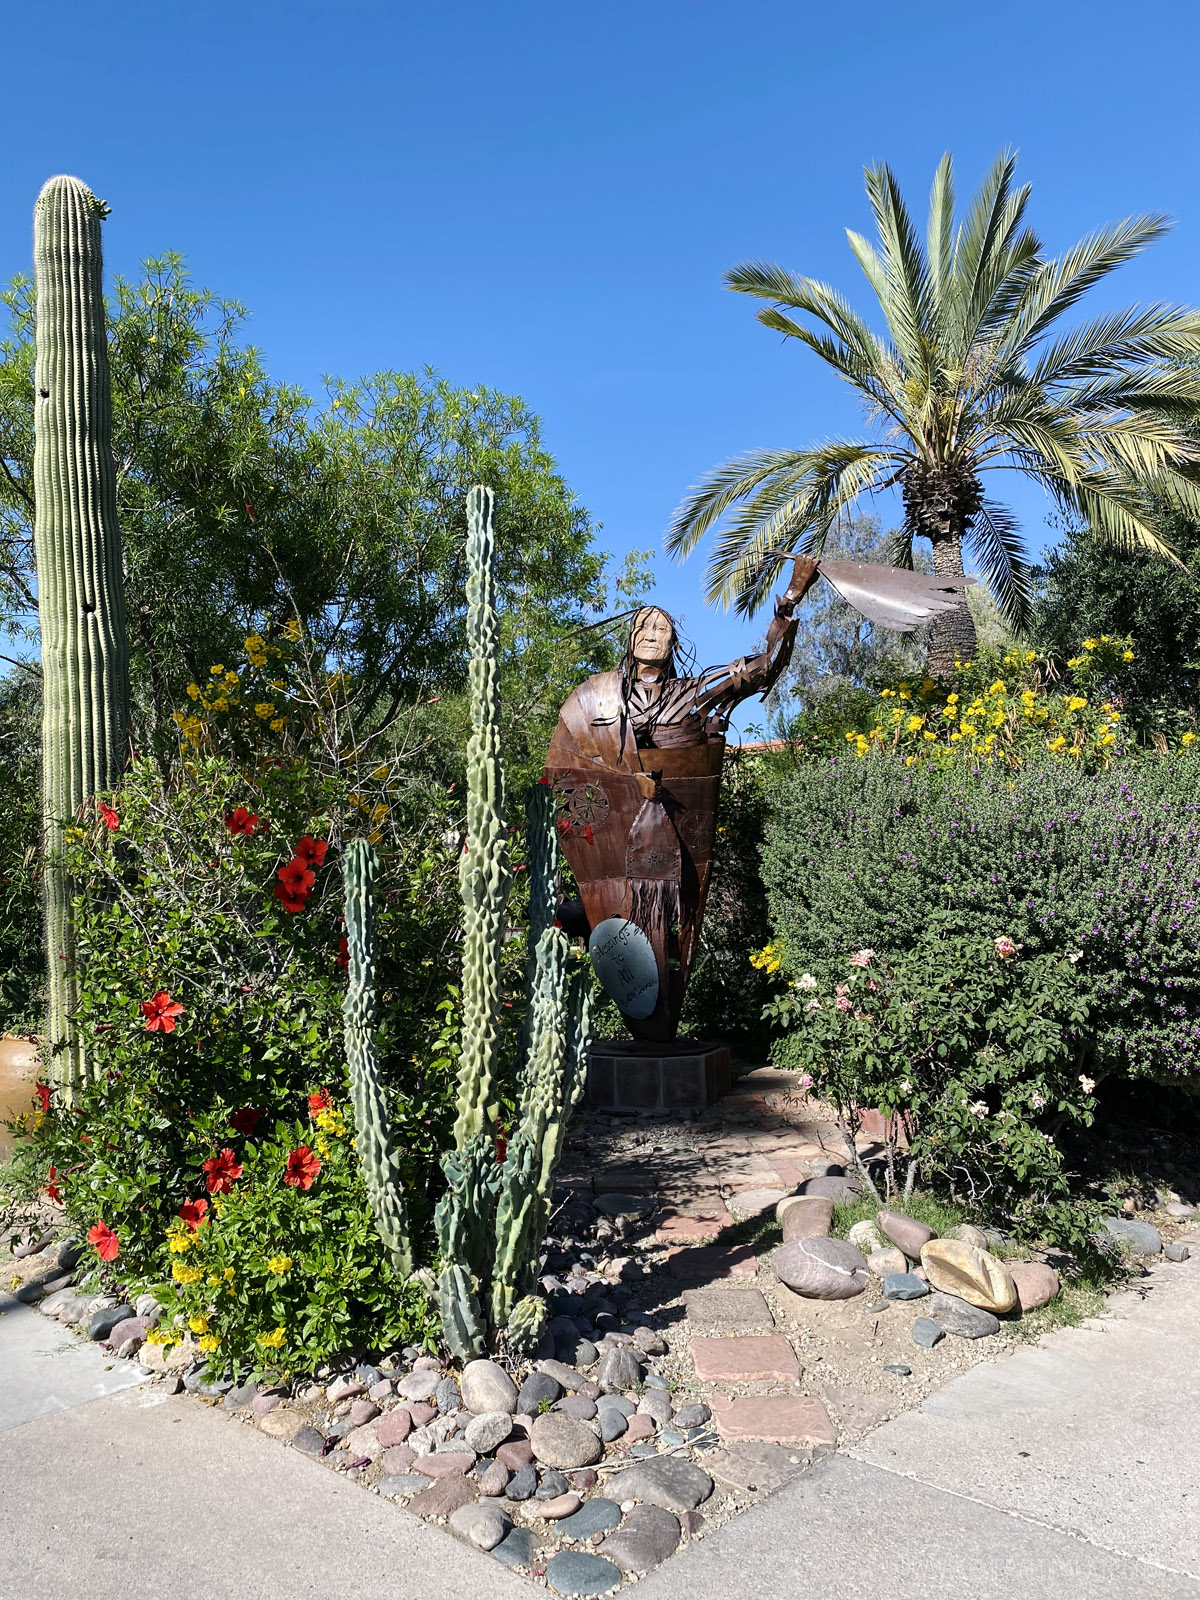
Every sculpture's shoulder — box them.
[547,670,626,770]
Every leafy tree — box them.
[667,151,1200,677]
[0,256,635,751]
[1032,514,1200,721]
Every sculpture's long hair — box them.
[620,606,697,692]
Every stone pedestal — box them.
[586,1039,731,1112]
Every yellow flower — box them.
[186,683,201,700]
[922,730,936,741]
[244,635,266,654]
[188,1314,210,1334]
[1021,689,1036,704]
[224,1266,235,1281]
[283,617,302,641]
[168,1232,193,1254]
[1083,639,1098,651]
[249,653,268,669]
[1122,648,1134,661]
[1067,656,1083,669]
[1066,696,1087,712]
[254,703,275,720]
[145,1327,172,1346]
[371,764,390,780]
[207,1274,222,1287]
[257,1326,285,1350]
[960,722,977,736]
[198,1334,221,1352]
[270,718,287,733]
[210,664,225,676]
[1183,731,1197,746]
[172,1261,204,1284]
[946,693,959,704]
[941,704,957,719]
[1048,735,1067,752]
[210,698,229,713]
[988,680,1007,695]
[905,715,923,731]
[880,688,893,699]
[268,1255,293,1274]
[989,710,1005,727]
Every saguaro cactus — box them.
[342,838,413,1278]
[33,177,130,1086]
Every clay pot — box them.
[0,1035,43,1161]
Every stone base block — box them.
[586,1039,731,1111]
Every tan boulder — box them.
[778,1195,834,1241]
[920,1239,1017,1313]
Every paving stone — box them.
[708,1440,807,1493]
[726,1187,788,1216]
[688,1334,801,1384]
[405,1475,480,1519]
[604,1455,714,1511]
[819,1383,892,1437]
[681,1286,774,1331]
[598,1504,681,1573]
[544,1550,623,1595]
[920,1240,1017,1312]
[593,1193,654,1217]
[666,1244,758,1281]
[655,1213,727,1244]
[709,1394,836,1446]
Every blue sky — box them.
[4,1,1200,734]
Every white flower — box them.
[969,1100,989,1117]
[835,983,850,997]
[898,1079,912,1095]
[1068,951,1083,965]
[804,997,822,1013]
[1078,1075,1096,1094]
[1030,1091,1046,1110]
[849,948,875,968]
[796,972,818,991]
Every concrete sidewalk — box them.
[2,1258,1198,1600]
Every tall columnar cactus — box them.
[342,838,413,1279]
[433,486,594,1357]
[32,177,130,1086]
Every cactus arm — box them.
[342,838,413,1279]
[32,176,130,1087]
[451,484,511,1148]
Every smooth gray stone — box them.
[884,1364,913,1376]
[291,1425,327,1456]
[928,1293,1000,1339]
[545,1550,623,1596]
[88,1303,134,1341]
[377,1472,432,1496]
[672,1403,711,1428]
[539,1359,587,1391]
[605,1456,713,1512]
[506,1463,538,1500]
[556,1497,622,1538]
[637,1389,673,1424]
[465,1411,513,1455]
[912,1318,944,1347]
[434,1375,461,1413]
[599,1503,681,1573]
[643,1373,670,1391]
[596,1394,635,1417]
[1164,1242,1190,1262]
[598,1408,628,1442]
[596,1345,643,1392]
[1100,1217,1163,1256]
[631,1443,658,1458]
[883,1273,929,1301]
[557,1394,598,1421]
[491,1525,536,1569]
[517,1371,562,1415]
[658,1428,686,1447]
[536,1467,570,1499]
[558,1337,599,1369]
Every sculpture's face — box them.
[630,607,675,668]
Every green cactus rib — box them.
[451,483,512,1148]
[342,838,413,1279]
[33,176,130,1087]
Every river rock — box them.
[882,1273,928,1301]
[772,1237,869,1300]
[449,1500,510,1550]
[460,1359,518,1414]
[539,1359,588,1391]
[506,1463,538,1500]
[88,1303,134,1341]
[673,1402,711,1428]
[557,1497,622,1539]
[877,1211,936,1260]
[1101,1217,1163,1257]
[599,1504,681,1573]
[377,1408,414,1447]
[465,1411,513,1455]
[598,1408,628,1442]
[530,1412,603,1469]
[536,1491,583,1520]
[395,1370,440,1403]
[596,1346,643,1391]
[517,1370,562,1415]
[920,1240,1017,1312]
[1008,1261,1060,1312]
[544,1551,623,1596]
[911,1318,943,1347]
[867,1246,908,1278]
[558,1394,598,1420]
[951,1223,989,1249]
[604,1455,713,1512]
[477,1459,509,1497]
[778,1195,833,1241]
[491,1525,535,1569]
[927,1291,1000,1338]
[847,1220,885,1255]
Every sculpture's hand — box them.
[780,553,819,609]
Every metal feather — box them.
[815,560,976,633]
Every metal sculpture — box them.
[546,554,972,1040]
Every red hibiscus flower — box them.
[283,1145,322,1190]
[97,800,120,831]
[583,824,595,844]
[35,1081,51,1114]
[224,806,260,836]
[273,883,308,913]
[141,990,185,1033]
[229,1106,261,1136]
[87,1220,119,1261]
[293,835,329,867]
[45,1166,63,1204]
[308,1088,332,1115]
[178,1197,209,1230]
[201,1147,244,1195]
[336,936,349,971]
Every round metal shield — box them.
[588,916,659,1020]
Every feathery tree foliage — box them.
[668,151,1200,677]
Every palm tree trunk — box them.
[926,530,977,678]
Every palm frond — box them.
[666,448,823,557]
[967,497,1032,630]
[926,153,956,309]
[863,161,936,383]
[1030,303,1200,387]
